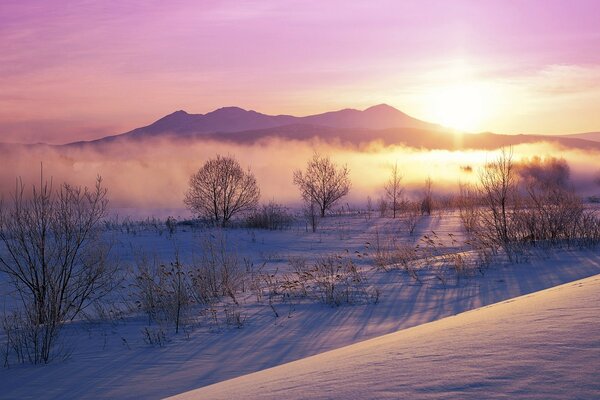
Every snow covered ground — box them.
[1,213,599,399]
[174,274,600,400]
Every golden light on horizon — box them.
[427,82,494,133]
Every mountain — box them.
[6,104,600,151]
[561,132,600,142]
[300,104,434,130]
[74,104,439,144]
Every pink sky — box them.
[1,0,600,143]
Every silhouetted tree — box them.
[293,153,351,217]
[384,162,404,218]
[420,177,434,216]
[184,155,260,226]
[478,147,518,256]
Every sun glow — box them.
[428,82,494,132]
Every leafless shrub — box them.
[189,233,244,305]
[224,305,245,328]
[402,201,421,235]
[369,229,392,270]
[514,156,591,246]
[0,174,117,364]
[283,253,377,306]
[477,147,522,260]
[457,182,479,233]
[133,256,191,334]
[165,216,177,235]
[420,232,487,285]
[245,201,295,230]
[245,260,281,317]
[141,326,169,347]
[420,177,434,216]
[2,311,33,367]
[575,209,600,246]
[303,201,320,233]
[377,197,388,217]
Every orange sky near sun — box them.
[1,1,600,144]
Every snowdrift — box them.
[172,274,600,400]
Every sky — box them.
[1,0,600,144]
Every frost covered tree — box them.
[184,155,260,226]
[0,174,117,364]
[478,147,518,254]
[293,153,351,217]
[384,162,403,218]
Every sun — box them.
[428,82,492,132]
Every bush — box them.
[245,201,295,230]
[0,175,117,364]
[188,233,244,305]
[134,257,190,334]
[283,254,378,306]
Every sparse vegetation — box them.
[245,201,295,230]
[283,253,378,306]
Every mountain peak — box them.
[164,110,188,117]
[209,106,250,115]
[155,109,189,123]
[364,104,401,113]
[103,103,438,142]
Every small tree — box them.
[184,155,260,226]
[293,153,351,217]
[0,174,116,364]
[420,177,434,216]
[457,182,479,233]
[478,147,518,257]
[384,162,403,218]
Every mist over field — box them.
[1,137,599,214]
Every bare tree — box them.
[457,182,479,233]
[0,174,116,364]
[384,162,403,218]
[403,201,421,235]
[420,177,434,216]
[518,156,584,243]
[184,155,260,226]
[478,147,518,256]
[293,153,351,217]
[304,201,319,233]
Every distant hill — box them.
[561,132,600,142]
[3,104,600,152]
[71,104,438,145]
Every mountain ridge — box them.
[3,104,600,152]
[72,104,438,144]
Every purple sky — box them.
[1,0,600,143]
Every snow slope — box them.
[173,274,600,400]
[1,215,599,399]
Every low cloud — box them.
[1,137,598,217]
